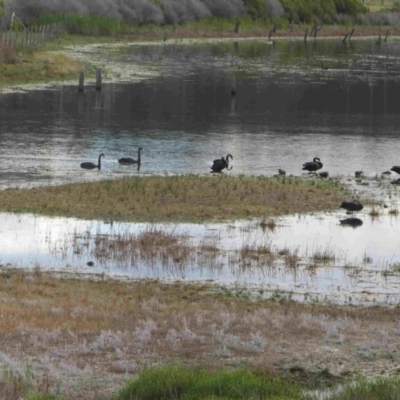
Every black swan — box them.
[80,153,105,170]
[340,201,363,214]
[211,154,233,173]
[302,157,323,173]
[118,147,143,165]
[391,166,400,175]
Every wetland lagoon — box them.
[2,36,400,399]
[1,37,400,305]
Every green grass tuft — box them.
[115,365,311,400]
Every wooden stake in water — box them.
[78,71,84,92]
[96,69,102,91]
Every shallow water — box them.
[1,205,399,306]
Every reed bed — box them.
[0,175,346,222]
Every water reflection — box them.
[340,217,363,228]
[1,210,400,305]
[1,39,400,188]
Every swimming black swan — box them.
[80,153,105,170]
[302,157,323,173]
[340,201,363,215]
[391,166,400,175]
[118,147,143,165]
[211,154,233,173]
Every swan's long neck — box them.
[138,148,141,163]
[98,154,102,169]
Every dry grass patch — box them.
[0,50,88,87]
[0,175,346,222]
[1,270,400,398]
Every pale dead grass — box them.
[0,175,346,222]
[1,270,400,399]
[34,51,87,76]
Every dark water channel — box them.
[1,38,400,305]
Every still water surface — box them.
[1,38,400,305]
[1,38,400,189]
[1,210,399,305]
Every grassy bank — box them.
[0,50,93,86]
[0,175,347,222]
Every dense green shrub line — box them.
[279,0,367,24]
[19,0,368,36]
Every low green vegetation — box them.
[114,365,310,400]
[0,175,346,222]
[113,369,400,400]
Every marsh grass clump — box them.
[0,175,347,223]
[388,208,399,216]
[390,262,400,273]
[279,247,300,268]
[239,242,275,267]
[115,365,309,400]
[72,227,194,268]
[259,216,277,231]
[369,206,380,218]
[310,245,336,264]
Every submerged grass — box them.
[0,175,346,222]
